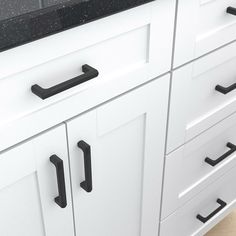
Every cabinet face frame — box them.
[66,76,170,236]
[0,125,74,236]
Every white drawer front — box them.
[162,112,236,219]
[174,0,236,67]
[167,42,236,153]
[1,25,149,124]
[0,0,175,152]
[160,164,236,236]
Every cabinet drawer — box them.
[162,112,236,219]
[174,0,236,67]
[167,42,236,153]
[160,163,236,236]
[0,125,74,236]
[0,0,175,152]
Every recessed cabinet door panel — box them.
[66,76,169,236]
[0,125,74,236]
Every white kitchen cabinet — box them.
[174,0,236,67]
[0,125,74,236]
[1,0,236,234]
[66,76,169,236]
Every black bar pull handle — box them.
[215,83,236,94]
[50,155,67,208]
[227,7,236,16]
[32,64,99,99]
[78,140,93,192]
[205,142,236,167]
[196,199,227,223]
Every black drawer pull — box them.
[205,142,236,167]
[227,7,236,16]
[50,155,67,208]
[215,83,236,94]
[78,141,93,192]
[196,199,227,223]
[31,64,99,99]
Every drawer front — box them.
[0,0,175,152]
[160,164,236,236]
[174,0,236,67]
[162,112,236,219]
[167,42,236,153]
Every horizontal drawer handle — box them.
[196,198,227,223]
[227,7,236,16]
[215,83,236,94]
[205,142,236,167]
[31,64,99,100]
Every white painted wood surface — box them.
[66,76,169,236]
[0,125,74,236]
[160,163,236,236]
[174,0,236,67]
[162,111,236,219]
[167,41,236,153]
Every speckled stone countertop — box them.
[0,0,154,53]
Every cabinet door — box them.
[0,125,74,236]
[66,76,169,236]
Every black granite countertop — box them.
[0,0,154,53]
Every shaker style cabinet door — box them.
[0,125,74,236]
[66,76,169,236]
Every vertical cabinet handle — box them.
[196,199,227,223]
[227,7,236,16]
[215,83,236,94]
[31,64,99,100]
[78,141,93,192]
[205,142,236,167]
[50,155,67,208]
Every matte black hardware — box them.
[215,83,236,94]
[31,64,99,99]
[50,155,67,208]
[196,199,227,223]
[78,141,93,192]
[227,7,236,16]
[205,142,236,167]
